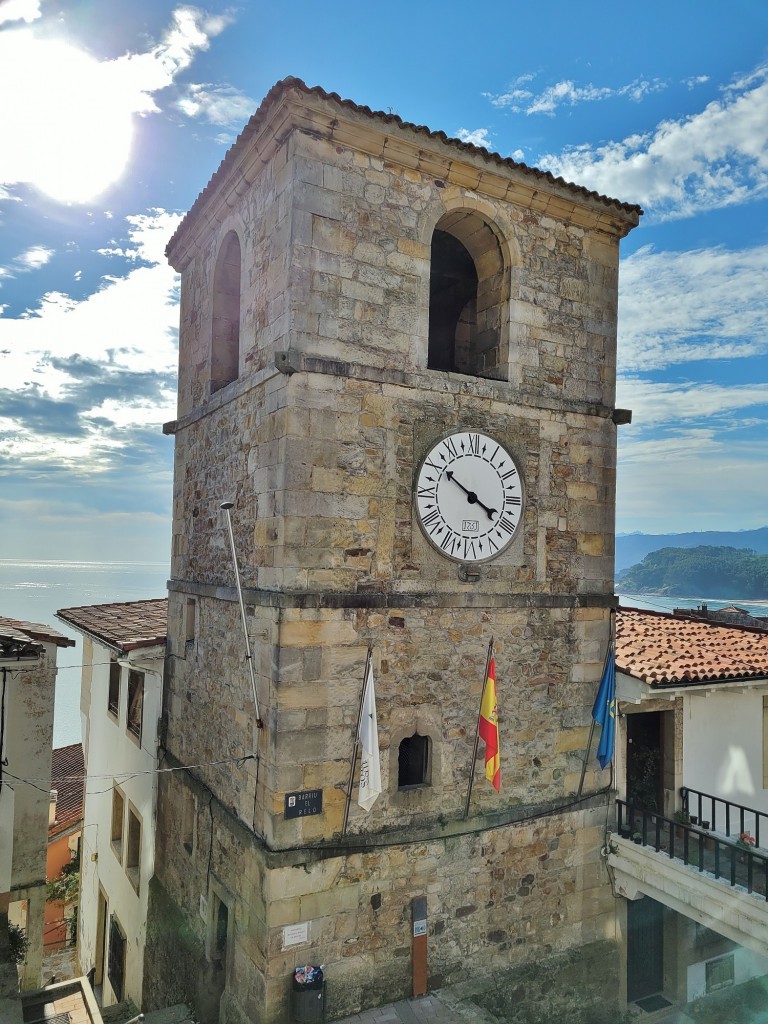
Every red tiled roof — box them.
[616,606,768,687]
[56,599,167,653]
[167,76,643,257]
[50,742,84,839]
[0,616,75,649]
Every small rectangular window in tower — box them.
[127,670,144,742]
[126,806,141,892]
[185,597,196,646]
[181,785,197,855]
[108,661,120,719]
[398,734,431,788]
[111,788,124,861]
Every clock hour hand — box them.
[445,471,497,519]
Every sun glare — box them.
[1,34,134,203]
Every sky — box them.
[0,0,767,562]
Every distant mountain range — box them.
[615,527,768,574]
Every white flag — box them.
[357,660,381,811]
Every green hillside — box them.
[616,545,768,599]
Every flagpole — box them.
[342,643,372,836]
[463,637,494,820]
[577,613,615,798]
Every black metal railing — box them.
[681,786,768,848]
[616,799,768,900]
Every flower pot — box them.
[690,816,699,826]
[700,820,710,830]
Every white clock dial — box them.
[415,430,523,563]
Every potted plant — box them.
[674,809,691,838]
[632,832,643,845]
[735,831,755,862]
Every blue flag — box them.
[592,644,616,769]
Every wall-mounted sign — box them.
[285,789,323,819]
[282,922,309,948]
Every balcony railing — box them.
[616,799,768,900]
[680,786,768,848]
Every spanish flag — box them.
[479,657,500,791]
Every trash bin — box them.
[291,967,324,1022]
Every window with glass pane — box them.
[127,670,144,741]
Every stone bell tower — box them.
[145,78,640,1023]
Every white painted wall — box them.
[78,641,162,1009]
[683,688,768,839]
[687,946,768,1001]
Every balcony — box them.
[610,798,768,958]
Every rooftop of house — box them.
[616,606,768,687]
[0,616,75,661]
[56,598,168,654]
[167,76,642,262]
[50,742,85,840]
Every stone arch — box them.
[210,231,241,394]
[427,206,511,380]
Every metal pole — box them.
[463,637,494,820]
[220,502,263,728]
[342,644,372,836]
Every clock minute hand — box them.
[445,471,497,519]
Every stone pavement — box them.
[333,990,496,1024]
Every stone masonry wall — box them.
[148,770,619,1024]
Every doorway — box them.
[626,711,666,812]
[627,897,665,1005]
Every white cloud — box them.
[0,209,182,470]
[617,431,768,534]
[455,127,493,149]
[684,75,709,89]
[616,380,768,430]
[618,243,768,372]
[0,0,41,24]
[177,83,256,126]
[539,64,768,216]
[486,75,666,114]
[15,245,53,270]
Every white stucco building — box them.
[612,606,768,1013]
[57,599,167,1011]
[0,616,74,994]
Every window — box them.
[427,212,507,380]
[181,786,197,855]
[398,733,431,788]
[126,806,141,892]
[127,670,144,742]
[706,954,735,993]
[108,914,126,1002]
[211,231,241,393]
[111,788,124,861]
[185,597,196,645]
[108,661,120,718]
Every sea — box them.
[0,559,169,747]
[2,557,768,749]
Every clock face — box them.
[415,430,523,563]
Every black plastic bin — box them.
[291,971,324,1022]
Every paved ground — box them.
[333,992,477,1024]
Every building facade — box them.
[56,599,167,1011]
[146,78,641,1023]
[0,616,74,991]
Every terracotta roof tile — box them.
[167,76,643,257]
[56,598,167,653]
[50,742,84,839]
[616,606,768,687]
[0,616,75,649]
